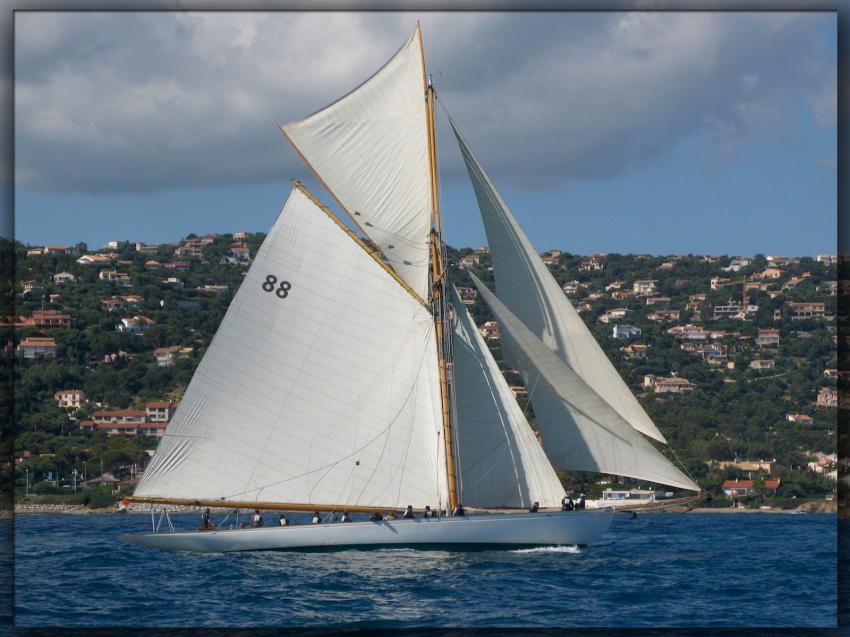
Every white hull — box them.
[121,510,613,553]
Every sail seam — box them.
[292,180,428,307]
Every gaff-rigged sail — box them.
[470,274,699,492]
[134,186,448,510]
[449,287,565,508]
[451,121,667,444]
[280,26,432,301]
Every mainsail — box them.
[449,287,565,508]
[451,121,667,444]
[135,186,448,509]
[470,274,699,492]
[280,26,432,301]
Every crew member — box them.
[402,505,415,519]
[278,512,289,527]
[251,509,263,527]
[312,511,322,524]
[201,507,216,529]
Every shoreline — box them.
[8,503,840,516]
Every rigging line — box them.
[668,443,700,488]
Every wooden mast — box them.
[419,24,459,513]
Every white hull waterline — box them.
[121,510,613,553]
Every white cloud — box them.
[13,11,836,193]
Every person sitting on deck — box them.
[369,511,383,521]
[402,505,415,519]
[561,496,574,512]
[251,509,263,527]
[529,501,540,513]
[423,505,435,519]
[576,495,586,510]
[452,505,465,517]
[341,511,352,523]
[312,511,321,524]
[201,507,216,529]
[278,513,288,527]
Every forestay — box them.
[452,121,666,444]
[450,287,565,509]
[470,274,699,492]
[280,26,432,300]
[135,187,448,510]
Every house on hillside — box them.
[101,297,126,312]
[757,329,780,348]
[620,344,649,360]
[154,346,182,367]
[17,338,57,359]
[135,242,160,255]
[459,254,481,270]
[479,321,500,340]
[787,413,814,425]
[789,302,826,320]
[599,309,629,324]
[53,272,77,284]
[146,401,178,422]
[721,478,780,497]
[644,375,694,394]
[117,316,154,334]
[55,389,86,409]
[99,270,132,286]
[77,254,113,266]
[817,387,838,408]
[749,359,775,370]
[612,324,641,339]
[633,280,657,294]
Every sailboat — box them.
[122,24,699,553]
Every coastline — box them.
[9,502,840,516]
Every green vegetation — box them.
[4,236,841,508]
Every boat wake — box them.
[511,545,581,554]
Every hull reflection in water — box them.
[121,510,613,553]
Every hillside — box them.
[3,236,841,509]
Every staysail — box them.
[449,287,565,508]
[451,121,667,444]
[470,274,699,492]
[280,26,432,301]
[135,186,448,510]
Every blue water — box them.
[14,512,839,628]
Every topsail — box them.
[280,26,433,300]
[452,122,667,444]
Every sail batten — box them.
[451,121,667,444]
[135,187,447,509]
[281,26,433,300]
[450,287,565,508]
[470,274,699,492]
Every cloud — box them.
[14,11,836,194]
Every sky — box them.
[13,11,837,256]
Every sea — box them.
[11,511,842,629]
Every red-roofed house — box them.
[721,478,780,497]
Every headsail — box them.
[135,186,448,509]
[470,274,699,492]
[280,26,432,300]
[451,121,667,444]
[450,287,565,508]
